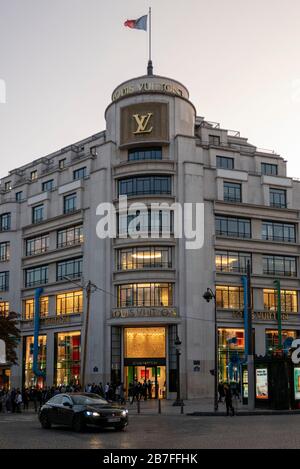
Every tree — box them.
[0,312,20,364]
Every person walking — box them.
[218,382,225,403]
[104,382,110,401]
[224,383,235,416]
[15,389,23,413]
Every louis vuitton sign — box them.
[120,102,169,147]
[111,307,178,319]
[112,81,187,102]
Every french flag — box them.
[124,14,147,31]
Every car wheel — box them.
[40,413,52,429]
[72,414,85,432]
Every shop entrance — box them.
[125,365,166,399]
[123,327,167,399]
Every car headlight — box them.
[121,410,128,417]
[85,411,100,417]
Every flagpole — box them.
[147,6,153,75]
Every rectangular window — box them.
[26,234,49,256]
[57,258,83,281]
[57,225,83,248]
[118,210,173,237]
[0,213,11,231]
[118,176,171,197]
[73,167,87,180]
[0,272,9,291]
[24,336,47,388]
[215,251,251,273]
[30,170,38,181]
[209,135,220,146]
[32,205,44,224]
[56,291,83,315]
[261,163,278,176]
[265,330,298,355]
[117,246,172,270]
[216,286,244,309]
[16,191,23,202]
[64,193,77,214]
[263,255,297,277]
[0,242,10,261]
[218,328,246,384]
[42,179,54,192]
[25,266,48,287]
[23,297,48,320]
[262,221,296,243]
[55,332,81,386]
[0,301,9,317]
[128,147,162,161]
[216,215,251,238]
[59,158,66,169]
[4,181,11,191]
[270,188,287,208]
[216,156,234,170]
[223,182,242,203]
[263,289,298,313]
[117,283,173,307]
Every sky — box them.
[0,0,300,177]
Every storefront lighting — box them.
[131,252,162,259]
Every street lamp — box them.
[203,288,218,412]
[173,335,184,406]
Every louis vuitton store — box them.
[111,324,178,399]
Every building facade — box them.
[1,72,300,398]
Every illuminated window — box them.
[57,225,83,248]
[117,247,172,270]
[216,286,244,309]
[117,283,173,307]
[218,328,246,384]
[124,327,166,358]
[263,289,298,313]
[56,291,83,315]
[0,301,9,317]
[23,297,48,320]
[0,242,10,261]
[215,251,251,273]
[55,332,81,386]
[30,170,38,181]
[265,329,298,354]
[26,234,49,256]
[24,335,47,388]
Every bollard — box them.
[137,400,140,414]
[158,399,161,414]
[181,403,184,415]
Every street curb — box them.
[187,410,300,417]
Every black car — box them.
[38,393,128,432]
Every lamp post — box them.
[172,335,184,406]
[203,288,218,412]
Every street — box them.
[1,411,300,449]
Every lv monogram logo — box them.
[132,112,153,134]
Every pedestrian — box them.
[224,383,235,416]
[218,382,225,403]
[147,379,152,399]
[15,389,23,413]
[104,382,110,401]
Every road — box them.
[1,411,300,449]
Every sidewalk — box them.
[126,397,300,416]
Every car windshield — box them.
[71,395,109,406]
